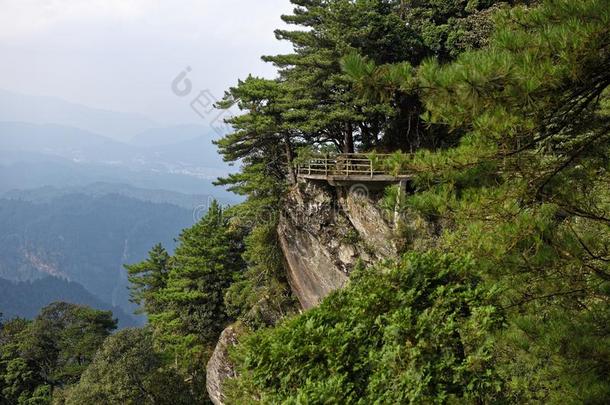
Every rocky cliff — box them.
[278,179,398,309]
[207,179,402,403]
[206,323,243,405]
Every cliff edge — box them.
[278,179,397,309]
[207,179,402,403]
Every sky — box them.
[0,0,294,124]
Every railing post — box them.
[324,153,328,176]
[370,158,373,178]
[346,155,349,176]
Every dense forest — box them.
[1,0,609,403]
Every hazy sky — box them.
[0,0,294,124]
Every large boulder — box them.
[206,324,242,405]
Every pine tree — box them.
[221,0,610,402]
[125,243,171,315]
[144,201,243,391]
[0,304,116,403]
[210,0,514,345]
[215,76,300,184]
[397,0,610,400]
[261,0,416,153]
[160,201,242,342]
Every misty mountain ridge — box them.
[0,276,139,328]
[0,88,157,142]
[0,150,238,200]
[0,121,229,178]
[0,88,240,330]
[2,182,221,210]
[0,193,195,316]
[129,124,220,147]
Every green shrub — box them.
[225,252,504,404]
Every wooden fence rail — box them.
[296,153,409,179]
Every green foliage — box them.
[341,0,508,150]
[0,303,116,404]
[495,301,610,403]
[212,0,509,347]
[224,223,297,329]
[379,0,610,401]
[216,0,453,167]
[221,0,610,403]
[15,1,603,403]
[226,252,504,403]
[61,328,192,405]
[342,53,417,103]
[214,76,299,185]
[151,201,244,346]
[418,0,610,149]
[341,228,360,245]
[383,151,414,176]
[124,201,244,400]
[125,243,172,315]
[261,0,417,153]
[32,303,116,385]
[215,83,300,329]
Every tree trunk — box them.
[284,134,297,184]
[343,122,354,154]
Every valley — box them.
[0,90,238,330]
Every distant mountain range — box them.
[0,276,139,328]
[0,121,230,179]
[0,151,238,199]
[0,89,240,328]
[0,89,157,142]
[2,182,219,210]
[0,192,196,319]
[0,90,237,195]
[129,124,215,147]
[0,120,241,200]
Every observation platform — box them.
[296,153,413,187]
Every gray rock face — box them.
[207,180,402,403]
[206,324,241,405]
[278,180,397,309]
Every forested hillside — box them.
[0,303,119,403]
[0,193,193,317]
[0,277,137,327]
[1,0,608,403]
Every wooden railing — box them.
[296,153,407,179]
